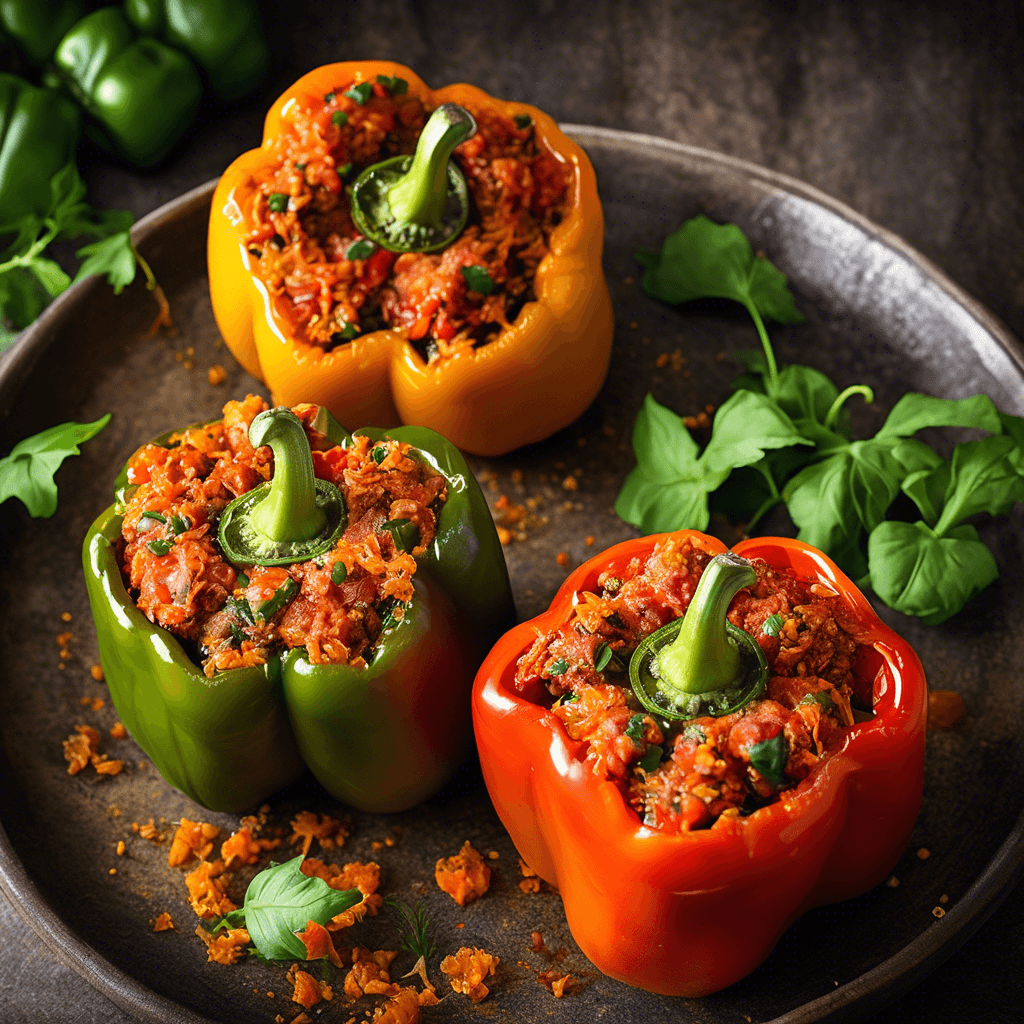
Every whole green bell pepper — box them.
[0,72,80,226]
[53,7,202,167]
[82,405,515,813]
[0,0,85,65]
[124,0,269,103]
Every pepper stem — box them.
[386,104,476,228]
[248,408,326,543]
[656,553,756,697]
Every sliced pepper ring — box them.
[629,617,767,719]
[349,102,475,253]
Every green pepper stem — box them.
[248,408,326,543]
[387,103,476,228]
[656,553,756,696]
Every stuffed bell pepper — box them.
[473,530,926,996]
[208,61,613,456]
[84,395,514,813]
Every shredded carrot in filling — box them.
[514,535,866,834]
[245,75,570,364]
[119,395,447,677]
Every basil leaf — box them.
[267,193,289,213]
[169,514,191,535]
[0,415,111,518]
[869,520,998,624]
[146,538,174,556]
[762,613,785,637]
[875,393,1002,439]
[636,216,804,326]
[747,733,788,789]
[370,445,387,464]
[548,658,568,675]
[233,856,362,961]
[331,110,348,127]
[933,436,1024,534]
[594,642,613,672]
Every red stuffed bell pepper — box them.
[472,530,926,996]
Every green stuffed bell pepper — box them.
[52,7,201,166]
[0,0,85,64]
[83,398,514,813]
[0,73,80,226]
[124,0,269,103]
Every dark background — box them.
[2,1,1023,1020]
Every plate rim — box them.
[1,127,1023,1024]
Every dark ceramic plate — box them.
[2,128,1023,1024]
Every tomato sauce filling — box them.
[514,536,868,833]
[246,74,571,365]
[118,395,447,677]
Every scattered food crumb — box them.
[585,535,594,546]
[116,841,126,856]
[928,690,966,729]
[530,931,544,953]
[556,552,569,568]
[153,913,174,932]
[886,876,899,887]
[109,868,117,875]
[436,841,491,906]
[538,968,574,997]
[61,612,72,622]
[63,724,124,777]
[487,851,499,860]
[940,894,949,903]
[208,364,227,386]
[90,664,105,681]
[290,811,347,857]
[917,848,930,860]
[110,722,127,739]
[440,947,498,1002]
[518,858,541,893]
[933,907,946,918]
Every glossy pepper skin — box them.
[472,530,927,997]
[83,411,515,813]
[124,0,269,103]
[53,7,202,167]
[0,0,84,64]
[0,73,80,225]
[208,61,614,457]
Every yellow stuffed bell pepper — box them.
[208,61,613,457]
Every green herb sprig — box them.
[618,215,1024,624]
[0,414,110,517]
[384,895,437,962]
[0,164,148,349]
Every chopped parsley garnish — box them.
[346,239,375,261]
[140,510,167,525]
[548,658,568,675]
[169,514,191,535]
[146,538,174,556]
[799,690,836,711]
[344,82,373,105]
[370,446,388,464]
[338,162,353,179]
[376,75,408,95]
[514,114,533,129]
[461,265,494,295]
[562,692,580,703]
[625,713,647,744]
[267,192,289,213]
[682,724,707,744]
[333,322,358,341]
[382,518,420,553]
[235,571,249,588]
[594,642,613,672]
[762,613,785,637]
[226,595,255,625]
[331,562,348,585]
[332,110,348,127]
[638,745,663,774]
[323,92,335,102]
[747,733,788,789]
[256,577,299,622]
